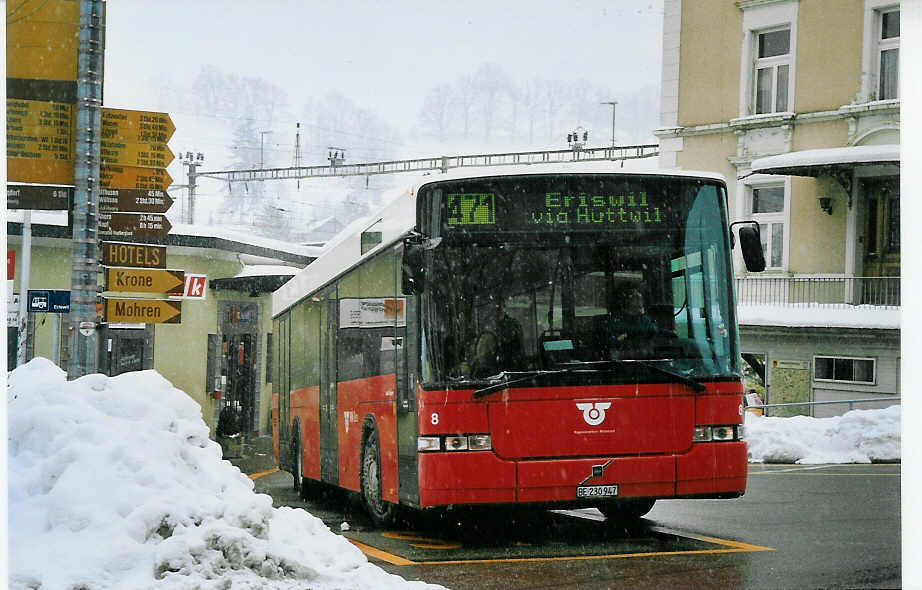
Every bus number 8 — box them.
[431,413,439,425]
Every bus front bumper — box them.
[417,442,748,508]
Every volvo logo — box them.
[576,402,611,426]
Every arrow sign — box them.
[105,267,184,294]
[98,188,174,214]
[100,140,174,168]
[103,212,172,239]
[104,297,182,324]
[100,164,172,190]
[7,184,73,210]
[101,108,175,143]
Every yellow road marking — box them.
[348,525,773,566]
[347,538,416,566]
[248,467,280,480]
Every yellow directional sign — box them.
[100,164,172,190]
[101,108,175,144]
[6,0,79,83]
[105,268,185,294]
[100,140,174,168]
[6,99,75,184]
[104,298,182,324]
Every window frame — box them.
[753,26,792,114]
[737,1,798,118]
[745,179,790,271]
[876,8,899,100]
[860,1,900,103]
[813,355,877,385]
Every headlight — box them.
[418,434,492,452]
[417,436,441,452]
[693,425,742,442]
[444,436,469,451]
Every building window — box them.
[750,185,786,268]
[878,9,899,100]
[754,28,791,114]
[814,356,876,385]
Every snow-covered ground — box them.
[8,358,442,590]
[7,358,901,589]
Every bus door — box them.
[396,293,418,505]
[319,292,339,485]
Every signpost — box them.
[97,188,173,214]
[102,212,172,239]
[99,164,172,191]
[100,140,174,168]
[101,108,175,143]
[105,267,184,294]
[27,289,71,313]
[104,297,181,324]
[7,184,73,210]
[6,98,76,184]
[101,241,167,269]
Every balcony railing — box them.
[735,276,900,309]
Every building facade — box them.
[8,214,317,444]
[657,0,900,416]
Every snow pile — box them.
[745,405,901,464]
[8,358,441,590]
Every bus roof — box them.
[272,160,726,317]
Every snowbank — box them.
[7,358,902,587]
[8,358,441,590]
[745,405,901,464]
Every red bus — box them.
[272,162,765,525]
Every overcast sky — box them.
[103,0,665,169]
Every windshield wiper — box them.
[471,369,571,399]
[555,359,707,393]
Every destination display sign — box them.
[7,184,72,210]
[7,99,75,184]
[432,176,697,233]
[105,268,184,294]
[100,164,172,191]
[101,212,172,239]
[98,188,174,214]
[101,242,167,269]
[100,139,174,168]
[104,297,182,324]
[101,108,175,144]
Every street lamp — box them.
[600,100,617,147]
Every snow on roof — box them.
[8,358,442,590]
[232,264,301,278]
[750,144,900,173]
[737,304,900,330]
[273,161,728,316]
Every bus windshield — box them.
[419,174,739,386]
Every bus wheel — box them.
[361,428,397,527]
[598,498,656,522]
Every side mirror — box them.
[737,224,766,272]
[401,244,426,294]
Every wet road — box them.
[252,464,900,589]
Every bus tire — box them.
[361,427,397,527]
[598,498,656,522]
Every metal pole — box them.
[601,101,617,147]
[68,0,104,378]
[16,211,32,366]
[188,162,196,224]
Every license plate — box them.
[576,484,619,498]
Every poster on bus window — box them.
[339,298,406,328]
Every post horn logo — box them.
[576,402,612,426]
